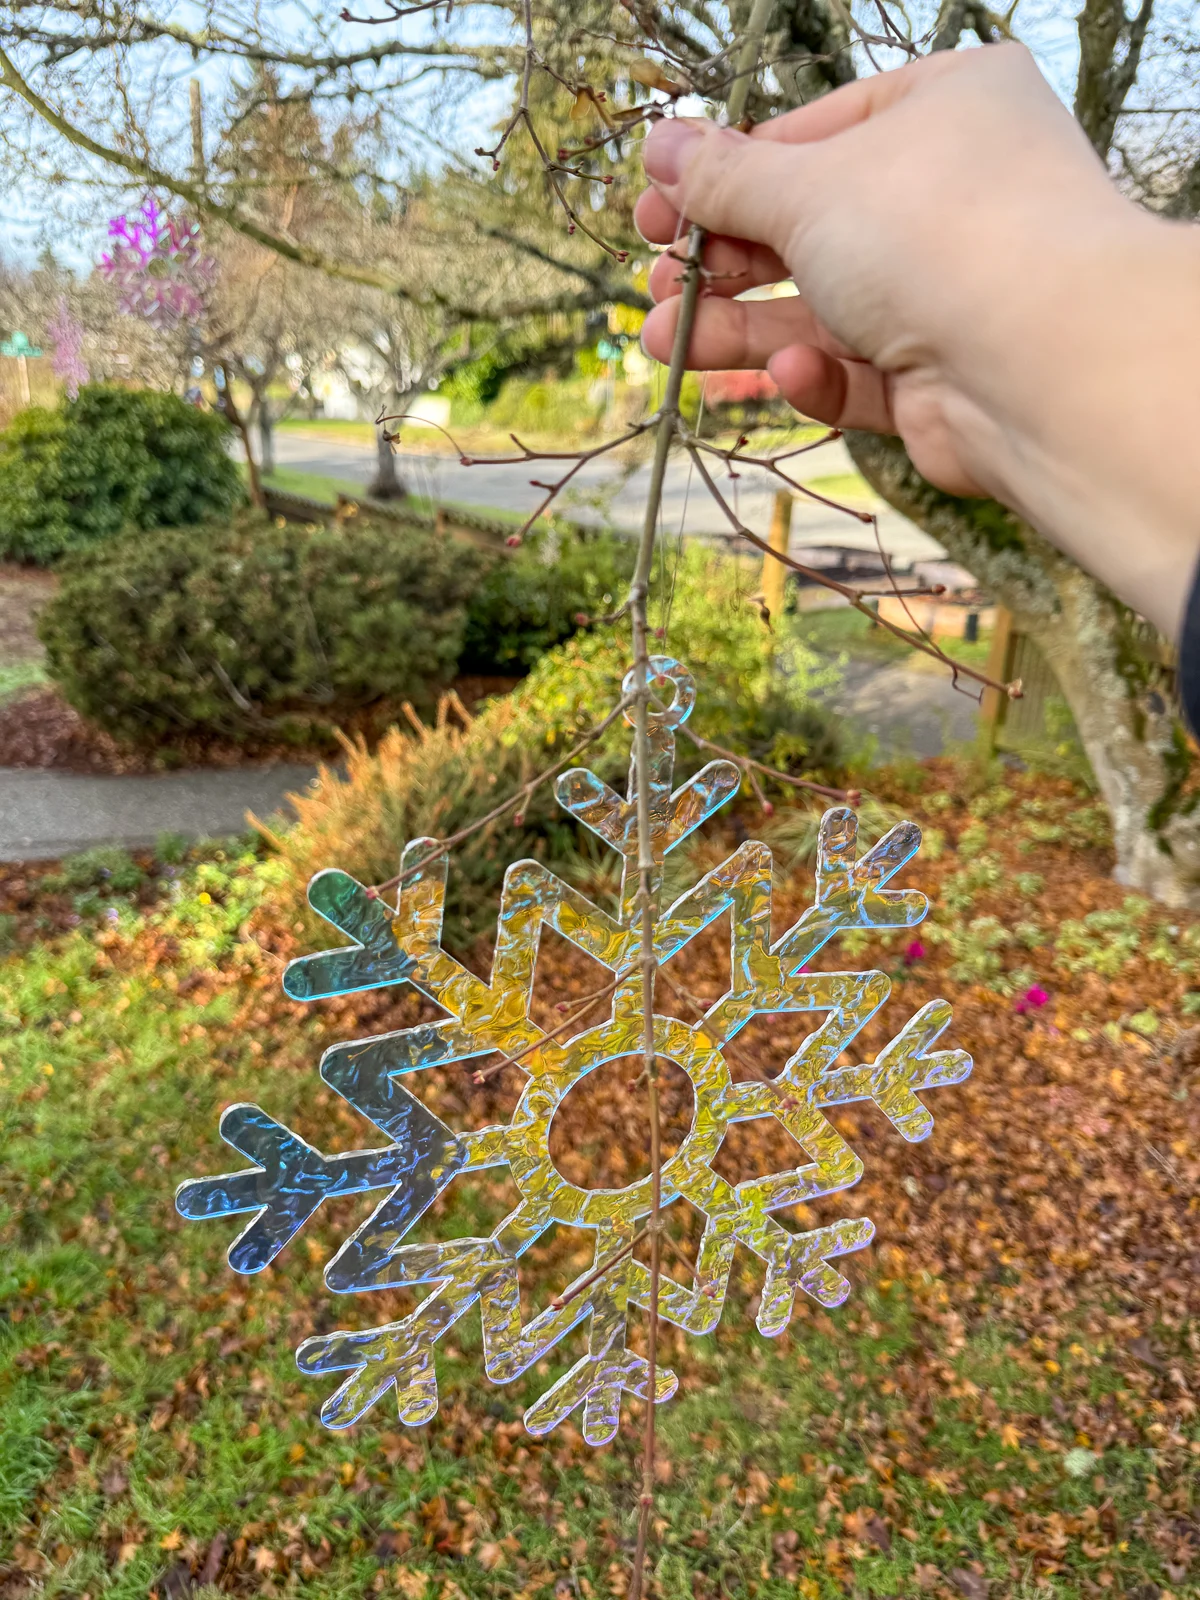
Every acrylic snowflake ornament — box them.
[99,195,216,329]
[177,658,972,1444]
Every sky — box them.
[0,0,1108,276]
[0,0,514,268]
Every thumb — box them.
[641,65,933,253]
[642,119,807,256]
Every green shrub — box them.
[0,385,243,563]
[276,544,842,944]
[41,847,146,896]
[461,527,635,673]
[39,511,484,744]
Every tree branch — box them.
[1075,0,1157,160]
[0,42,629,325]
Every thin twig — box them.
[655,965,768,1087]
[472,0,631,260]
[550,1229,646,1311]
[629,11,780,1591]
[470,977,622,1084]
[676,721,859,805]
[369,695,634,895]
[374,413,653,543]
[679,433,1020,701]
[627,218,707,1600]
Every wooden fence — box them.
[979,607,1179,753]
[262,485,520,553]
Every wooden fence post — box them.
[762,490,793,630]
[978,605,1016,752]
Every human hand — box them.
[635,44,1126,503]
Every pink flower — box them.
[1014,983,1049,1015]
[99,194,216,330]
[903,939,926,966]
[47,297,88,400]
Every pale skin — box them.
[636,44,1200,640]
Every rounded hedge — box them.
[39,512,484,744]
[0,384,244,564]
[460,525,634,673]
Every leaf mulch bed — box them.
[0,676,520,775]
[3,760,1198,1598]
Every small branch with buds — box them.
[368,694,635,897]
[472,0,632,261]
[678,434,1020,703]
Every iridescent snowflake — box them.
[177,658,972,1443]
[46,298,89,400]
[99,195,216,329]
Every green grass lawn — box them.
[801,472,878,509]
[276,418,377,448]
[257,464,527,529]
[260,465,368,503]
[2,831,1195,1599]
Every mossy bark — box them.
[846,431,1200,906]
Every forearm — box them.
[953,208,1200,638]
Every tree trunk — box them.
[257,403,275,476]
[368,417,406,501]
[846,431,1200,908]
[219,362,266,511]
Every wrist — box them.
[953,204,1200,636]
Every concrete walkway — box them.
[0,764,319,861]
[826,657,980,762]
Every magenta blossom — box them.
[99,194,216,329]
[47,297,89,399]
[1014,983,1050,1015]
[903,939,926,966]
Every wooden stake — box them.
[762,488,793,629]
[978,605,1016,751]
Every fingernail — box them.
[644,119,705,187]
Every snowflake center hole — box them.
[548,1053,695,1192]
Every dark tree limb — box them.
[1075,0,1157,159]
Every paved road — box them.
[274,431,945,564]
[0,765,319,861]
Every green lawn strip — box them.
[801,472,878,509]
[259,465,367,503]
[256,465,528,530]
[276,419,377,448]
[0,863,1187,1598]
